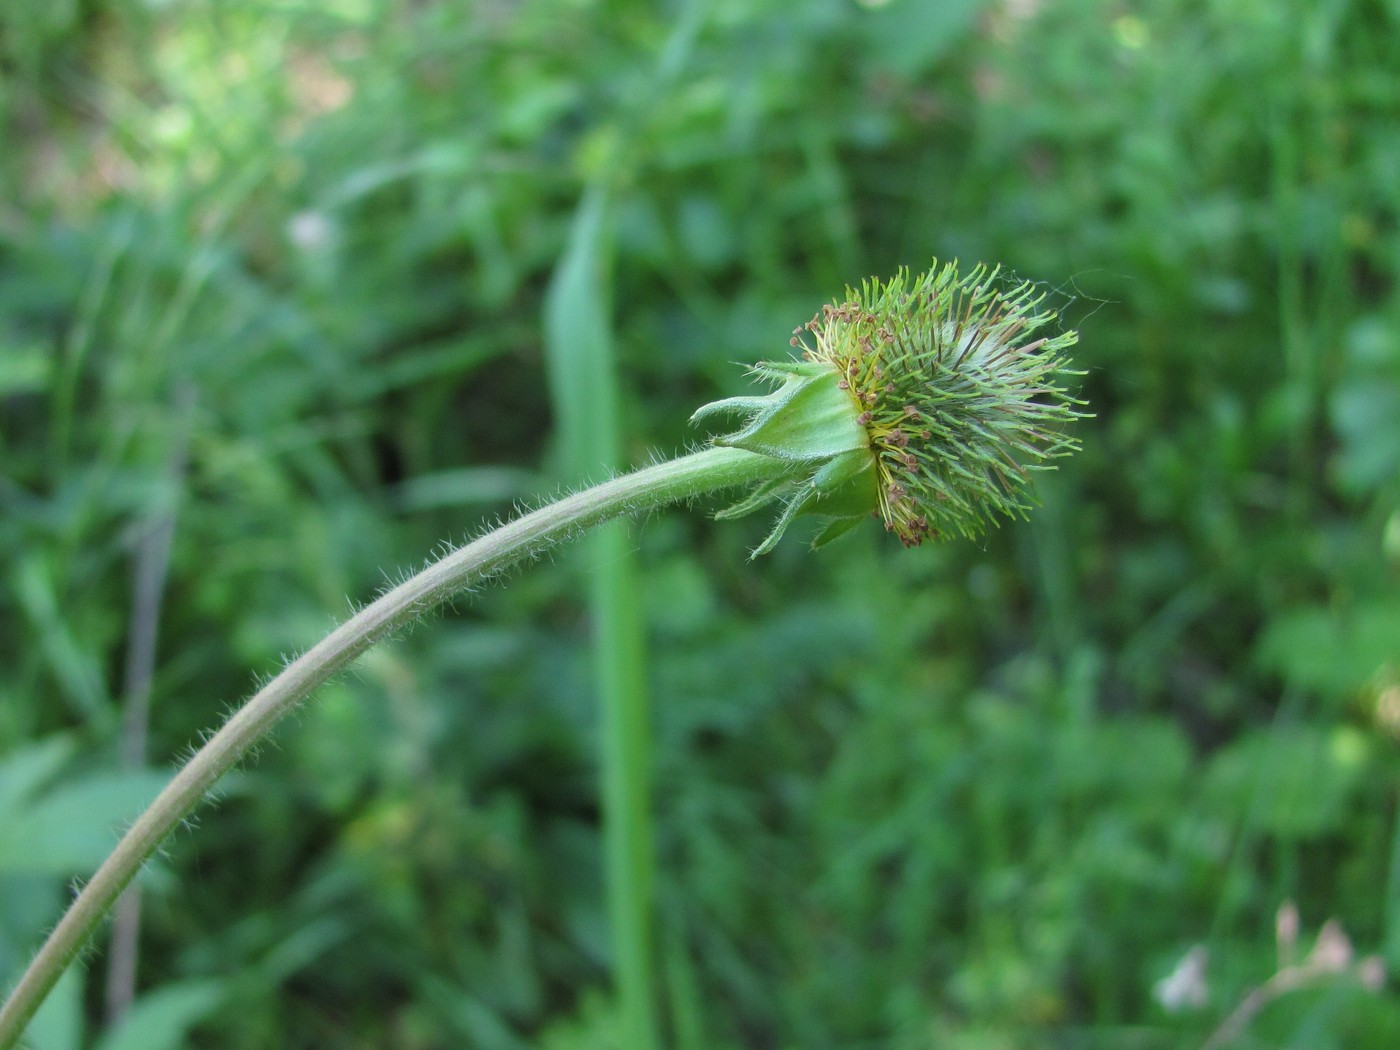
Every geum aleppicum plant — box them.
[0,259,1086,1048]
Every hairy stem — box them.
[0,444,791,1050]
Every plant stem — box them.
[0,444,793,1050]
[591,520,659,1047]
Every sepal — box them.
[692,362,868,464]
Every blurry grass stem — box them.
[104,387,193,1026]
[539,8,708,1041]
[0,446,796,1050]
[545,187,660,1048]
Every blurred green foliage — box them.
[3,0,1400,1046]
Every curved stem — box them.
[0,445,791,1050]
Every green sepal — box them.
[688,395,773,423]
[739,449,879,557]
[750,493,808,558]
[809,513,866,549]
[713,476,795,521]
[695,362,868,464]
[803,448,878,518]
[694,363,881,555]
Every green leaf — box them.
[22,967,83,1050]
[1257,601,1400,699]
[0,342,50,396]
[93,981,225,1050]
[1201,725,1367,839]
[0,770,170,876]
[1331,379,1400,495]
[0,737,76,822]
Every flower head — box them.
[693,259,1086,554]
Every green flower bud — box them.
[692,259,1087,554]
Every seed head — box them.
[798,261,1085,544]
[693,259,1087,554]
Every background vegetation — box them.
[3,0,1400,1046]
